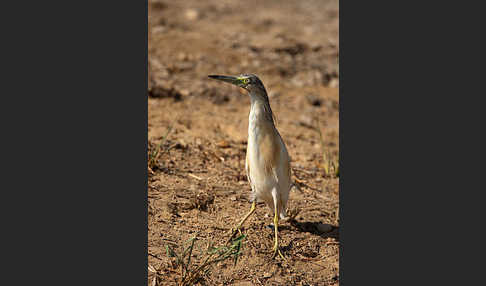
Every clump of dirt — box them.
[148,85,182,101]
[148,0,339,285]
[189,190,215,211]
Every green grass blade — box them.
[184,236,197,279]
[233,240,241,266]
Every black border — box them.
[3,0,480,284]
[340,0,483,284]
[3,1,147,284]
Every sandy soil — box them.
[148,0,339,285]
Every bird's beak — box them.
[208,75,242,87]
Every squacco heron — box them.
[208,74,291,259]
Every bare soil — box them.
[148,1,339,285]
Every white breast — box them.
[246,101,291,218]
[247,106,277,202]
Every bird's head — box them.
[208,73,267,95]
[208,73,274,122]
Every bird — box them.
[208,74,291,259]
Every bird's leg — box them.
[272,208,285,260]
[270,189,285,260]
[227,201,256,243]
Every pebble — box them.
[216,140,230,148]
[176,52,187,61]
[177,139,187,148]
[329,77,339,88]
[184,9,199,21]
[179,89,190,96]
[299,114,314,128]
[151,26,166,34]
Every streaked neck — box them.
[249,96,275,126]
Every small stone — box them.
[177,139,187,149]
[216,140,230,148]
[151,26,166,34]
[179,89,190,96]
[299,114,314,129]
[263,272,272,278]
[329,77,339,88]
[184,9,199,21]
[176,52,187,61]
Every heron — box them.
[208,74,291,259]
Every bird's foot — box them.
[228,226,242,236]
[272,242,286,260]
[227,226,243,243]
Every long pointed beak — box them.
[208,74,241,86]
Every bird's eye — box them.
[243,78,250,84]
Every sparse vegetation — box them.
[316,117,339,178]
[149,235,246,286]
[148,125,173,173]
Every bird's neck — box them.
[249,97,275,127]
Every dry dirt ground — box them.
[148,1,339,285]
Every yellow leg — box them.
[272,210,285,260]
[227,201,256,243]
